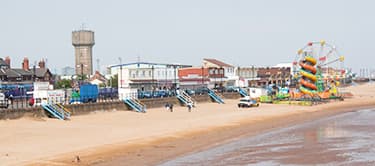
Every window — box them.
[142,71,145,77]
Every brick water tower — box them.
[72,29,95,76]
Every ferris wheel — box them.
[293,40,345,82]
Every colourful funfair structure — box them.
[299,55,318,95]
[293,40,345,98]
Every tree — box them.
[77,74,88,81]
[55,79,72,89]
[108,74,118,88]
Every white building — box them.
[203,58,237,87]
[108,62,191,98]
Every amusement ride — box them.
[292,40,345,99]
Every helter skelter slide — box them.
[299,55,318,95]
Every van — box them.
[0,93,9,108]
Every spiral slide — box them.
[299,56,318,95]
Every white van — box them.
[0,93,9,108]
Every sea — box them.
[160,108,375,166]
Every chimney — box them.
[5,56,11,67]
[38,59,45,68]
[22,57,29,71]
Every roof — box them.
[0,69,6,76]
[0,58,9,67]
[12,69,33,76]
[108,62,192,68]
[4,69,21,78]
[32,68,51,77]
[90,71,107,82]
[203,58,233,67]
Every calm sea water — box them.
[160,109,375,166]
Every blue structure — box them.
[238,88,248,97]
[208,89,225,104]
[123,98,146,113]
[177,90,195,106]
[1,83,33,99]
[41,103,70,120]
[70,84,99,103]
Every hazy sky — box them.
[1,0,374,74]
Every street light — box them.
[174,65,177,89]
[237,66,240,87]
[76,64,88,82]
[201,66,204,87]
[251,65,255,87]
[220,67,224,88]
[118,57,122,88]
[151,65,154,90]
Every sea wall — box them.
[0,93,241,120]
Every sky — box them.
[1,0,374,74]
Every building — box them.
[202,58,236,87]
[0,57,53,83]
[255,67,291,87]
[178,67,210,89]
[89,71,107,86]
[72,30,95,76]
[237,66,259,87]
[109,62,192,91]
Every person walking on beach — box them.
[165,102,170,111]
[187,102,192,112]
[170,103,174,112]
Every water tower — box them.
[72,29,95,76]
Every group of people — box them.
[165,102,194,112]
[165,103,174,112]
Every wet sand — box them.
[1,83,375,165]
[161,108,375,165]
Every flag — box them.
[319,56,327,61]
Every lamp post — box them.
[201,66,204,87]
[76,64,87,82]
[220,67,223,88]
[237,66,240,87]
[151,65,154,90]
[251,65,255,87]
[80,63,84,81]
[174,65,177,89]
[118,57,122,88]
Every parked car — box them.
[138,91,153,98]
[226,86,239,92]
[195,87,209,95]
[184,89,195,95]
[0,93,9,108]
[237,97,259,108]
[153,90,169,98]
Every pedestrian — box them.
[165,102,170,111]
[9,94,13,105]
[170,103,174,112]
[187,102,192,112]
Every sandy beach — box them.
[1,83,375,166]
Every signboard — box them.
[33,82,50,90]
